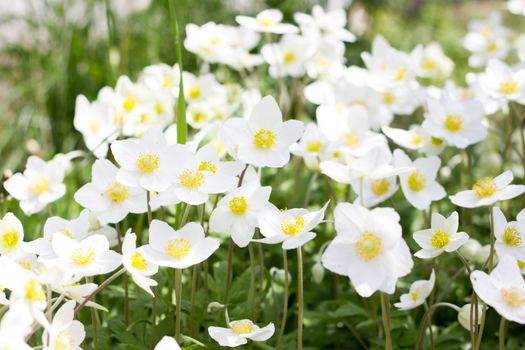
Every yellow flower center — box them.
[192,112,206,124]
[461,89,473,100]
[503,227,522,247]
[61,229,73,239]
[259,18,272,27]
[394,67,406,81]
[487,41,498,52]
[280,216,305,235]
[88,121,99,132]
[422,59,436,71]
[500,80,518,95]
[444,114,463,132]
[71,246,96,266]
[25,279,46,302]
[431,230,449,249]
[18,260,32,270]
[343,131,359,147]
[106,182,128,203]
[370,179,390,196]
[137,154,160,173]
[411,133,423,145]
[229,196,248,215]
[123,96,137,112]
[411,288,420,301]
[519,260,525,269]
[382,93,396,105]
[30,176,49,194]
[188,86,201,99]
[162,77,173,88]
[131,252,148,270]
[500,287,525,307]
[210,37,220,46]
[166,238,192,259]
[283,51,296,64]
[407,172,426,191]
[231,320,254,335]
[472,177,497,198]
[179,170,206,189]
[198,161,218,173]
[1,231,19,249]
[54,331,75,350]
[155,103,164,115]
[355,232,382,261]
[306,140,323,153]
[254,129,276,149]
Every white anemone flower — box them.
[508,0,525,15]
[236,9,298,34]
[294,5,356,43]
[111,126,179,192]
[394,270,436,310]
[261,34,315,78]
[0,303,33,350]
[321,203,413,297]
[413,212,469,259]
[154,336,181,350]
[255,203,328,249]
[43,300,85,350]
[4,155,66,215]
[393,149,446,210]
[74,159,147,224]
[142,220,219,269]
[221,96,304,168]
[0,212,24,256]
[450,170,525,208]
[417,42,454,79]
[479,59,525,103]
[51,233,121,279]
[492,207,525,261]
[208,320,275,347]
[471,255,525,324]
[122,230,158,297]
[351,176,398,208]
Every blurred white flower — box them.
[43,300,85,350]
[154,336,181,350]
[209,320,275,347]
[261,34,315,78]
[417,42,454,79]
[479,59,525,103]
[0,212,24,256]
[236,9,298,34]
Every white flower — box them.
[294,5,356,43]
[139,63,180,96]
[413,212,469,259]
[154,336,181,350]
[209,182,272,248]
[142,220,219,269]
[479,59,525,103]
[471,255,525,323]
[111,126,179,192]
[508,0,525,15]
[321,203,413,297]
[0,303,33,350]
[394,270,436,310]
[492,207,525,261]
[417,42,454,79]
[422,92,487,149]
[236,9,298,34]
[4,155,66,215]
[457,303,484,330]
[221,96,304,168]
[450,170,525,208]
[43,300,85,350]
[0,212,24,256]
[51,233,121,279]
[382,125,446,156]
[351,176,398,208]
[261,34,315,78]
[208,320,275,347]
[255,203,328,250]
[393,149,446,210]
[74,159,147,224]
[122,230,158,297]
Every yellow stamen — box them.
[500,287,525,307]
[188,86,201,99]
[1,231,19,249]
[106,182,128,203]
[394,67,406,81]
[422,60,436,71]
[407,172,426,191]
[355,232,382,261]
[30,176,49,195]
[131,252,148,270]
[198,161,218,173]
[382,93,396,105]
[229,196,248,215]
[71,246,96,266]
[444,114,463,132]
[306,140,323,153]
[370,179,390,196]
[231,320,254,335]
[179,170,205,189]
[431,230,449,249]
[254,129,276,149]
[54,331,75,350]
[137,154,159,173]
[166,238,192,259]
[123,96,137,112]
[280,216,305,235]
[283,51,296,64]
[500,80,518,95]
[411,288,420,301]
[503,227,522,247]
[25,279,46,302]
[472,177,497,198]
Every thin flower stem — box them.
[175,268,183,342]
[116,223,129,326]
[499,317,507,350]
[415,302,461,350]
[248,243,256,320]
[75,268,126,313]
[190,264,199,337]
[297,247,304,350]
[146,191,155,343]
[380,292,393,350]
[146,191,153,225]
[91,307,98,350]
[455,251,472,275]
[424,302,435,350]
[276,250,289,350]
[223,238,234,306]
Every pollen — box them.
[356,232,382,261]
[162,77,173,88]
[411,133,423,145]
[487,41,498,52]
[431,230,449,249]
[179,170,206,189]
[231,320,254,335]
[444,114,463,132]
[210,37,220,46]
[407,172,426,191]
[198,161,218,173]
[394,67,406,81]
[259,18,272,27]
[306,140,323,153]
[343,131,359,147]
[281,216,305,235]
[382,93,396,105]
[411,288,420,301]
[25,279,46,302]
[503,226,522,247]
[54,331,75,350]
[500,80,518,95]
[155,103,164,115]
[106,182,129,203]
[137,154,160,173]
[500,287,525,308]
[131,252,148,270]
[254,129,276,149]
[192,111,206,124]
[30,176,49,194]
[71,246,96,266]
[229,196,248,215]
[422,59,436,70]
[123,96,137,112]
[2,231,19,249]
[61,229,73,239]
[188,85,201,99]
[472,177,497,198]
[18,260,32,270]
[283,51,296,64]
[370,178,390,196]
[166,238,192,259]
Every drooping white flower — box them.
[208,320,275,347]
[236,9,298,34]
[142,220,219,269]
[4,155,66,215]
[255,203,328,250]
[0,212,24,256]
[471,255,525,324]
[321,203,413,297]
[450,170,525,208]
[492,207,525,261]
[394,270,436,310]
[43,300,85,350]
[122,230,158,297]
[393,149,446,210]
[413,212,469,259]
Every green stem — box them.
[75,268,126,313]
[190,264,199,337]
[91,307,98,350]
[499,317,507,350]
[380,293,393,350]
[415,302,461,350]
[223,238,234,306]
[175,268,182,342]
[424,302,435,350]
[248,243,256,320]
[276,250,289,350]
[297,247,304,350]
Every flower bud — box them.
[270,267,291,284]
[458,303,484,331]
[312,262,324,283]
[475,244,492,265]
[459,239,481,262]
[207,302,225,313]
